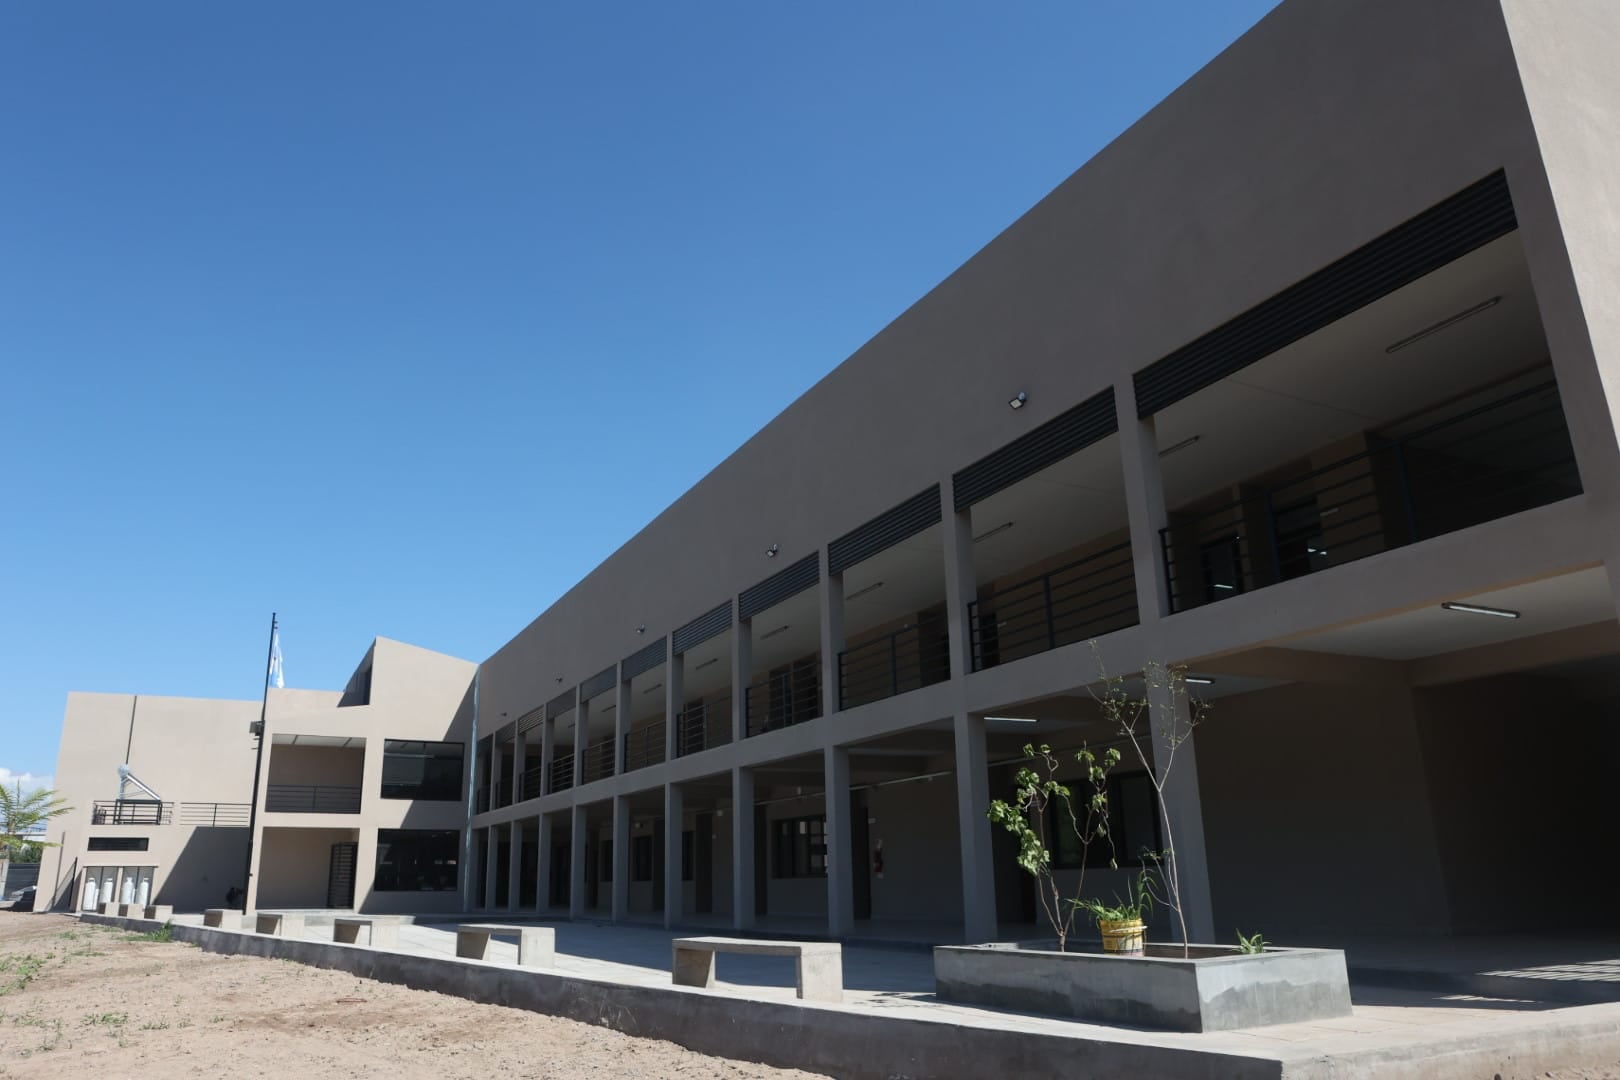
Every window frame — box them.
[373,828,460,892]
[379,739,465,802]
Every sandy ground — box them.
[0,914,829,1079]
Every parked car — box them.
[0,886,36,912]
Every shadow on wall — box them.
[159,828,251,911]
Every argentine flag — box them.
[269,628,285,689]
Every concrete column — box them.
[569,805,588,919]
[483,824,498,911]
[940,478,977,681]
[951,710,998,943]
[1147,676,1216,944]
[512,729,527,803]
[535,812,553,912]
[818,547,845,716]
[731,767,755,931]
[663,783,684,928]
[540,707,556,795]
[573,690,589,786]
[665,649,684,762]
[1115,376,1172,623]
[611,795,630,921]
[614,666,631,774]
[502,822,519,911]
[824,745,855,937]
[731,600,751,743]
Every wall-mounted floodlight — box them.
[1009,392,1027,410]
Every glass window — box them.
[88,836,149,852]
[770,815,826,878]
[1048,772,1161,869]
[380,740,464,802]
[374,829,459,891]
[632,836,654,881]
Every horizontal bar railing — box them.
[494,780,511,809]
[1160,379,1579,613]
[839,614,951,709]
[581,739,616,782]
[91,800,173,825]
[744,662,822,738]
[520,765,545,802]
[676,692,734,757]
[968,541,1139,672]
[622,720,666,772]
[263,785,361,814]
[176,802,251,827]
[548,751,576,793]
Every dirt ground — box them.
[0,914,830,1079]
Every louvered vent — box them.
[828,486,942,574]
[673,601,734,654]
[739,553,821,620]
[953,388,1118,511]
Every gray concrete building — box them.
[47,0,1620,952]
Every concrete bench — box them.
[97,902,114,915]
[255,911,305,937]
[333,917,398,949]
[204,908,244,929]
[144,904,173,921]
[456,923,555,968]
[116,903,141,917]
[671,936,843,1003]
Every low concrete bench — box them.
[204,908,243,929]
[333,917,398,949]
[456,923,555,968]
[255,911,305,937]
[97,902,114,915]
[671,936,843,1003]
[144,904,173,921]
[116,903,141,917]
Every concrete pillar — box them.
[483,824,498,911]
[1147,676,1216,944]
[535,812,553,912]
[611,795,630,922]
[824,745,855,937]
[818,547,845,716]
[569,805,588,919]
[512,729,527,803]
[573,690,589,786]
[663,783,684,928]
[665,649,684,761]
[731,767,755,931]
[952,711,998,943]
[940,479,977,680]
[1116,376,1172,623]
[731,600,751,743]
[540,706,557,795]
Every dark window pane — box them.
[374,829,459,891]
[381,740,464,802]
[88,836,149,852]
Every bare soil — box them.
[0,914,829,1078]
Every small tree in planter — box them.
[986,743,1119,952]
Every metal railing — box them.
[475,787,490,814]
[263,785,362,814]
[177,802,251,827]
[744,660,822,738]
[622,720,666,772]
[548,751,576,793]
[581,739,617,782]
[494,780,511,809]
[520,765,545,802]
[91,800,172,825]
[968,541,1138,672]
[1160,379,1579,613]
[676,692,733,757]
[839,613,951,708]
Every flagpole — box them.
[240,612,277,913]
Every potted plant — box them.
[1075,871,1152,955]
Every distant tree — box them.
[0,783,71,862]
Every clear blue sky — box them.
[0,1,1278,788]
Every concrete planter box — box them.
[934,941,1352,1032]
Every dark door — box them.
[326,842,357,909]
[550,826,569,908]
[753,806,768,916]
[851,793,872,920]
[694,813,714,914]
[651,816,665,911]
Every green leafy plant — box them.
[1074,869,1154,924]
[1236,930,1270,954]
[0,782,72,861]
[987,742,1119,952]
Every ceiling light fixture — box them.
[760,624,791,640]
[1385,296,1502,354]
[694,657,719,671]
[985,716,1039,724]
[846,581,885,602]
[1440,601,1520,619]
[642,682,664,695]
[766,544,779,558]
[602,703,616,713]
[636,625,646,635]
[973,521,1014,543]
[1184,676,1215,686]
[1008,392,1027,410]
[1159,434,1201,458]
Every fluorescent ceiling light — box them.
[761,624,791,640]
[985,716,1038,723]
[1440,601,1520,619]
[1213,583,1236,591]
[1184,676,1215,686]
[846,581,885,602]
[974,521,1014,543]
[642,682,664,695]
[1159,434,1201,458]
[694,657,719,671]
[1385,296,1501,353]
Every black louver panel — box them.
[673,601,734,654]
[829,486,942,575]
[514,706,545,735]
[953,388,1118,511]
[494,721,516,744]
[545,688,577,717]
[739,553,820,620]
[622,637,669,680]
[580,665,618,702]
[1133,170,1517,418]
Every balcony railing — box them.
[494,780,512,809]
[548,751,576,793]
[91,800,172,825]
[581,739,616,782]
[264,785,362,814]
[475,787,490,814]
[177,802,251,827]
[968,541,1138,672]
[745,660,821,738]
[520,765,545,802]
[622,720,666,772]
[676,692,733,757]
[839,613,951,708]
[1160,379,1580,613]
